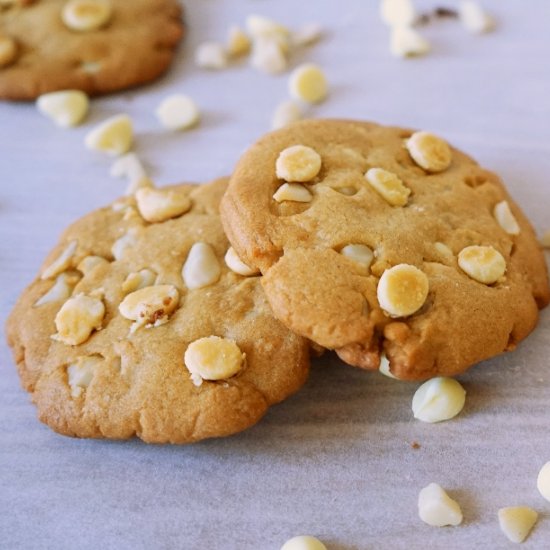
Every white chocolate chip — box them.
[341,244,374,270]
[245,14,289,43]
[458,245,506,284]
[135,187,191,223]
[110,153,153,196]
[412,377,466,423]
[380,0,417,27]
[41,240,78,280]
[53,293,105,345]
[280,535,327,550]
[377,264,429,317]
[289,63,328,104]
[365,167,411,206]
[273,183,312,203]
[276,145,322,182]
[195,41,228,70]
[119,284,179,331]
[85,114,133,157]
[418,483,463,527]
[498,507,538,543]
[184,336,245,386]
[250,37,288,75]
[62,0,112,32]
[390,26,430,58]
[36,90,89,128]
[224,247,259,276]
[67,355,103,398]
[271,100,302,130]
[111,229,139,261]
[291,23,324,48]
[540,230,550,249]
[182,242,221,290]
[34,273,76,307]
[0,35,18,67]
[226,26,251,57]
[494,200,520,235]
[156,94,200,131]
[77,255,109,275]
[122,268,157,294]
[379,353,399,379]
[406,131,452,172]
[537,461,550,502]
[459,1,494,34]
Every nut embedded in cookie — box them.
[62,0,113,32]
[52,293,105,345]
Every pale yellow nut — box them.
[340,244,374,270]
[62,0,112,32]
[380,0,417,27]
[110,152,153,196]
[135,187,191,223]
[494,200,520,235]
[41,240,78,280]
[156,94,200,131]
[111,229,139,261]
[77,255,109,275]
[182,242,221,290]
[289,63,328,104]
[434,241,454,259]
[271,100,302,130]
[406,131,452,172]
[67,355,103,398]
[365,167,411,206]
[412,377,466,423]
[250,37,288,75]
[276,145,322,182]
[291,22,324,48]
[377,264,429,317]
[195,41,228,70]
[53,293,105,345]
[119,284,179,331]
[273,183,312,203]
[0,35,18,68]
[537,461,550,502]
[458,245,506,284]
[85,114,133,157]
[226,25,251,57]
[245,14,289,43]
[540,230,550,249]
[498,507,538,543]
[390,26,430,58]
[418,483,463,527]
[280,535,327,550]
[459,1,494,34]
[122,268,157,294]
[34,273,76,307]
[36,90,89,128]
[184,336,245,386]
[224,247,259,276]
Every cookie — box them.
[5,178,310,443]
[220,119,550,380]
[0,0,183,100]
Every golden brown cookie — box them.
[220,119,550,380]
[6,178,310,443]
[0,0,183,100]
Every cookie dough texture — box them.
[0,0,183,100]
[6,178,310,443]
[220,119,550,380]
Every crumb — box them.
[411,441,421,449]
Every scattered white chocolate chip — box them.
[36,90,89,128]
[121,268,157,294]
[156,94,200,131]
[67,355,103,398]
[184,336,245,386]
[406,131,452,172]
[53,293,105,345]
[537,461,550,502]
[379,353,399,379]
[380,0,417,27]
[245,14,289,43]
[271,100,303,130]
[77,255,109,275]
[0,35,18,67]
[498,506,538,543]
[195,41,228,70]
[458,245,506,284]
[365,167,411,206]
[110,152,153,196]
[273,183,312,203]
[291,23,324,48]
[111,229,139,261]
[226,25,251,57]
[61,0,112,32]
[135,187,191,223]
[418,483,463,527]
[276,145,322,182]
[377,264,429,317]
[41,240,78,280]
[280,535,327,550]
[459,1,494,34]
[390,26,430,58]
[85,114,133,156]
[289,63,328,104]
[119,284,179,331]
[341,244,374,270]
[539,230,550,249]
[34,273,75,307]
[250,37,288,74]
[412,377,466,423]
[182,242,221,290]
[224,247,259,276]
[494,200,520,236]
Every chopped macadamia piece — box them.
[195,41,228,70]
[122,269,157,294]
[412,377,466,423]
[272,100,302,130]
[227,26,251,57]
[110,152,153,196]
[291,23,324,47]
[251,37,287,74]
[537,461,550,502]
[459,1,494,34]
[135,187,191,223]
[377,264,429,317]
[365,167,411,206]
[390,26,430,58]
[406,131,452,172]
[67,355,103,398]
[276,145,322,182]
[156,94,200,131]
[182,242,221,290]
[224,247,259,276]
[0,35,18,67]
[85,114,133,156]
[494,200,520,235]
[418,483,463,527]
[280,535,328,550]
[77,255,109,275]
[62,0,112,32]
[378,353,399,379]
[341,244,374,270]
[53,293,105,345]
[434,241,453,259]
[36,90,89,127]
[273,183,312,203]
[34,273,76,307]
[498,507,538,543]
[458,245,506,284]
[289,63,328,104]
[41,240,78,280]
[111,229,140,261]
[380,0,417,27]
[245,14,289,42]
